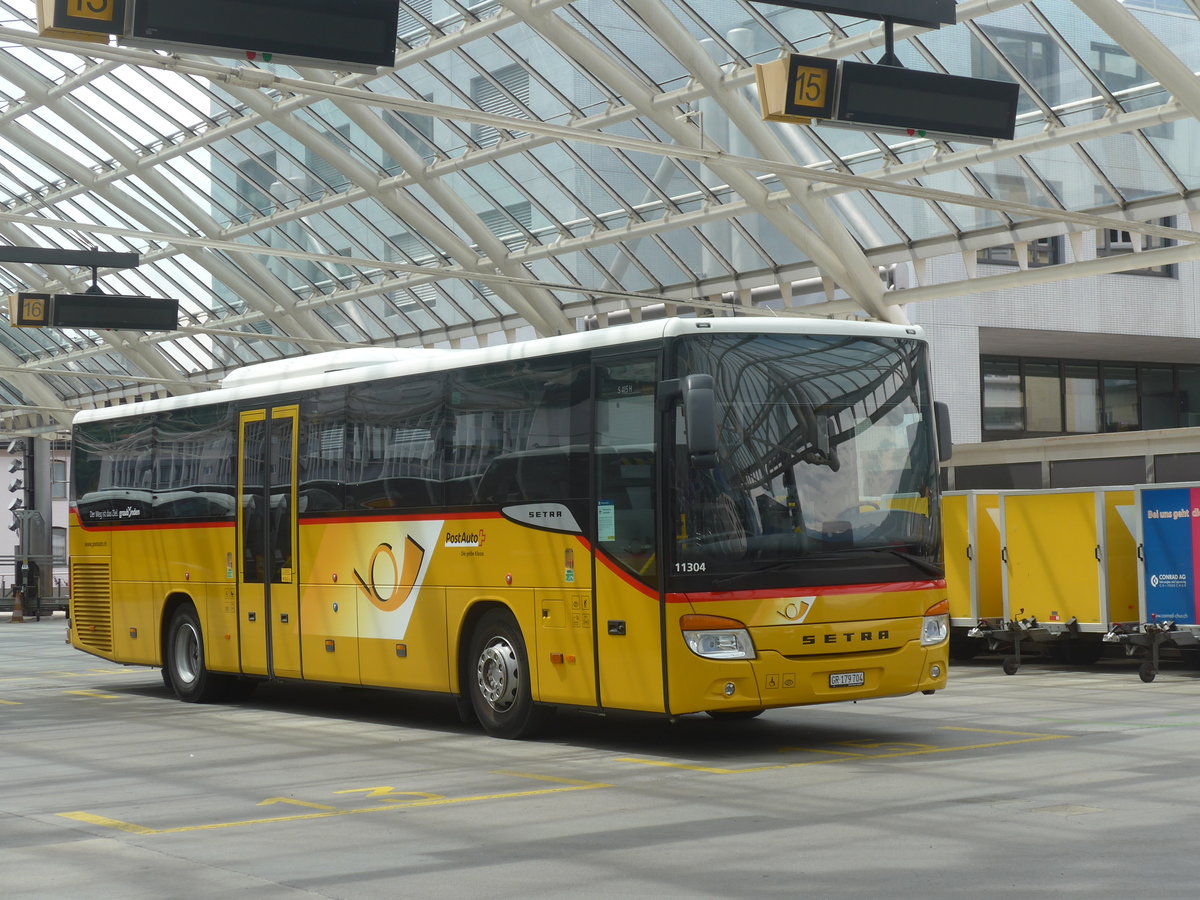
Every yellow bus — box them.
[69,317,950,737]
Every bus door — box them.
[237,406,301,679]
[592,353,665,712]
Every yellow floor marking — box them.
[0,699,21,706]
[616,727,1070,775]
[333,787,445,803]
[65,689,119,699]
[492,771,605,787]
[772,746,867,758]
[60,777,612,836]
[258,798,337,811]
[939,726,1064,737]
[61,813,156,836]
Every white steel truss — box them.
[1,0,1200,434]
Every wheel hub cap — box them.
[173,623,199,686]
[477,637,519,712]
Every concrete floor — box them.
[3,613,1199,898]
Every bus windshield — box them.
[670,332,940,589]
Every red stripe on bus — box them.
[591,544,660,599]
[74,519,235,533]
[297,511,504,526]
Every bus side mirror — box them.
[934,401,952,463]
[659,375,718,468]
[682,374,718,468]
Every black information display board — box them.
[836,61,1018,140]
[52,294,179,331]
[128,0,400,70]
[750,1,956,28]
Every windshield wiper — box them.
[705,547,941,588]
[880,549,943,578]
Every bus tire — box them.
[467,609,549,739]
[165,604,229,703]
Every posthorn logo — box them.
[778,597,815,623]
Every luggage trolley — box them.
[970,487,1139,674]
[1104,483,1200,682]
[943,491,1003,660]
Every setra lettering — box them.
[801,630,890,647]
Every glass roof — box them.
[2,0,1199,435]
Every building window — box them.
[1024,361,1063,432]
[50,458,67,500]
[1096,217,1176,277]
[1179,367,1200,427]
[306,124,353,192]
[981,359,1023,433]
[973,26,1058,113]
[1089,42,1175,140]
[233,150,278,221]
[382,94,437,172]
[1140,365,1176,430]
[982,356,1200,440]
[1122,0,1193,13]
[1102,365,1139,431]
[1064,363,1100,433]
[471,65,531,148]
[978,235,1063,267]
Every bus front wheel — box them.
[467,609,549,739]
[165,604,228,703]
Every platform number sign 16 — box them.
[21,294,45,325]
[69,0,117,20]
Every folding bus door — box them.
[237,406,302,679]
[591,353,664,712]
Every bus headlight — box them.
[681,614,756,660]
[921,599,949,647]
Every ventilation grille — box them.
[71,561,113,653]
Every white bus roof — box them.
[73,317,925,425]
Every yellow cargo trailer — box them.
[973,487,1138,673]
[943,491,1002,659]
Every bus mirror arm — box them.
[659,375,719,468]
[934,401,952,463]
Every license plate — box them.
[829,671,865,688]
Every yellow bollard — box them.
[9,588,24,624]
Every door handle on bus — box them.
[966,544,973,560]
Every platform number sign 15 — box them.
[783,55,837,120]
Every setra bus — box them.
[68,317,951,737]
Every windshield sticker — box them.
[597,500,616,542]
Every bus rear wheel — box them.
[165,604,230,703]
[467,609,549,739]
